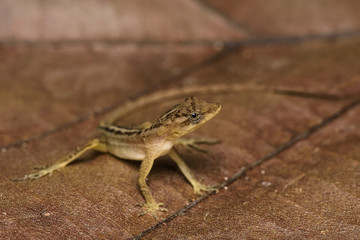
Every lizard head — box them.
[157,96,221,139]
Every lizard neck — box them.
[143,122,182,141]
[150,124,199,143]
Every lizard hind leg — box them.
[12,138,105,181]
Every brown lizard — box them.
[13,96,221,218]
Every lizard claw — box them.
[193,182,219,195]
[136,202,168,220]
[12,168,55,181]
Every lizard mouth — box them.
[210,102,222,116]
[214,103,221,113]
[202,102,221,123]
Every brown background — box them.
[1,1,360,239]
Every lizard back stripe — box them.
[99,125,142,135]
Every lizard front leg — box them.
[136,156,168,219]
[175,138,220,153]
[168,148,217,195]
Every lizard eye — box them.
[189,112,202,123]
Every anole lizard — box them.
[13,96,221,218]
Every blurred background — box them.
[1,1,360,239]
